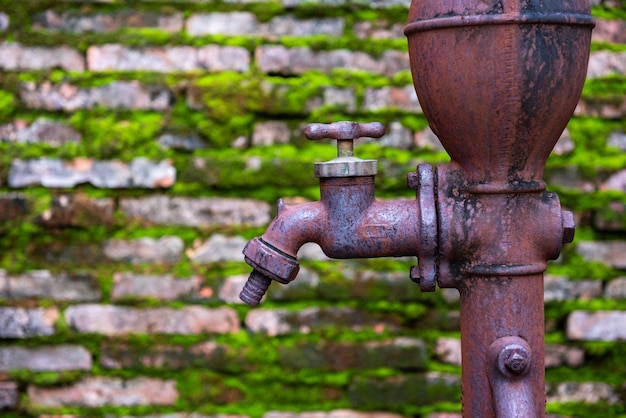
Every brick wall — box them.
[0,0,625,417]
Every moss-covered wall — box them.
[0,0,625,417]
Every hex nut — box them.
[561,210,575,244]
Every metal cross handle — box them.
[304,121,385,157]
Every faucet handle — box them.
[304,121,384,178]
[304,121,385,157]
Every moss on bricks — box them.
[0,89,16,122]
[68,112,166,161]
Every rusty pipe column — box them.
[405,0,594,416]
[241,1,592,415]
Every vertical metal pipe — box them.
[458,274,545,417]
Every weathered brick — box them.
[0,270,101,301]
[546,166,595,193]
[434,337,584,368]
[34,9,183,33]
[255,45,408,76]
[267,267,319,301]
[28,377,177,407]
[348,372,460,409]
[0,42,84,71]
[65,304,240,335]
[0,118,81,145]
[605,277,626,299]
[546,381,619,405]
[279,337,427,371]
[567,310,626,341]
[110,414,247,418]
[0,307,58,338]
[592,19,626,45]
[607,130,626,151]
[322,87,357,112]
[587,50,626,79]
[39,194,114,228]
[434,337,461,366]
[577,240,626,269]
[187,234,248,264]
[264,411,404,418]
[0,381,18,410]
[187,12,343,37]
[187,11,258,36]
[219,274,249,304]
[0,12,8,32]
[8,157,175,189]
[111,272,202,301]
[19,81,172,111]
[414,126,445,152]
[119,196,271,227]
[544,344,585,369]
[543,275,603,302]
[602,169,626,192]
[87,44,249,73]
[100,341,238,371]
[376,121,413,149]
[552,128,575,156]
[103,236,184,264]
[363,86,421,113]
[354,20,404,40]
[252,121,292,146]
[269,266,426,302]
[0,193,28,222]
[546,166,597,193]
[158,132,207,150]
[282,0,411,7]
[576,96,626,119]
[245,307,400,336]
[0,344,92,371]
[297,242,331,261]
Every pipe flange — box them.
[410,164,438,292]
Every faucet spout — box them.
[241,174,422,306]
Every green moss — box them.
[547,250,620,281]
[592,5,626,20]
[548,402,626,417]
[10,370,86,387]
[67,111,166,161]
[0,89,16,122]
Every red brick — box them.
[65,304,240,335]
[28,377,177,407]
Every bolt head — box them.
[498,344,531,376]
[504,350,529,374]
[407,172,419,189]
[562,210,575,244]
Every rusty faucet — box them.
[241,0,594,416]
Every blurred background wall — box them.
[0,0,625,417]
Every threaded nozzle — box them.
[239,270,272,306]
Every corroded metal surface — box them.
[488,336,536,417]
[242,0,593,415]
[240,122,421,306]
[405,0,594,192]
[405,0,593,416]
